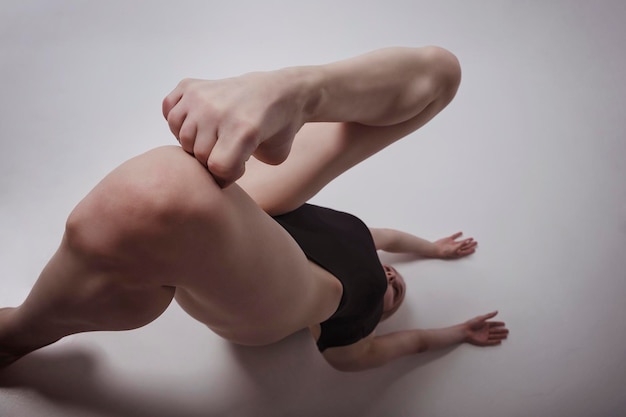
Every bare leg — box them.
[1,46,461,368]
[0,146,337,368]
[0,242,176,366]
[237,46,461,214]
[0,149,184,366]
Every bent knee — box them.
[65,146,226,258]
[420,46,462,100]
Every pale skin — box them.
[0,46,508,370]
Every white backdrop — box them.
[1,1,625,416]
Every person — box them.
[0,46,508,371]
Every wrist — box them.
[428,242,443,258]
[457,323,470,343]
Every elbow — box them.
[414,330,431,354]
[416,341,429,354]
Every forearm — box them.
[371,228,440,257]
[326,323,471,372]
[326,313,506,371]
[418,324,467,352]
[375,325,467,362]
[289,47,440,126]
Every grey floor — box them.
[1,1,625,416]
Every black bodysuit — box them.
[272,204,387,351]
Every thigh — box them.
[172,178,339,345]
[236,46,461,215]
[68,146,339,344]
[237,100,447,216]
[76,146,339,345]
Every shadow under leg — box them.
[0,236,176,368]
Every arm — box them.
[370,228,477,259]
[323,311,508,372]
[162,47,460,186]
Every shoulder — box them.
[368,228,395,251]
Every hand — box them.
[162,70,307,187]
[463,311,509,346]
[434,232,477,259]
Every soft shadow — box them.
[0,347,221,417]
[228,330,457,417]
[0,332,456,417]
[378,252,425,264]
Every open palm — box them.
[434,232,477,259]
[464,311,509,346]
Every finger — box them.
[458,240,476,251]
[459,246,476,253]
[165,104,188,139]
[459,240,476,251]
[162,86,184,120]
[479,311,498,321]
[209,160,245,189]
[457,248,476,257]
[178,118,198,154]
[207,152,246,188]
[466,243,478,251]
[450,231,463,240]
[192,126,217,167]
[207,130,257,188]
[488,321,506,328]
[462,239,476,247]
[489,326,509,334]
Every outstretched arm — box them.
[323,312,508,372]
[370,228,477,259]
